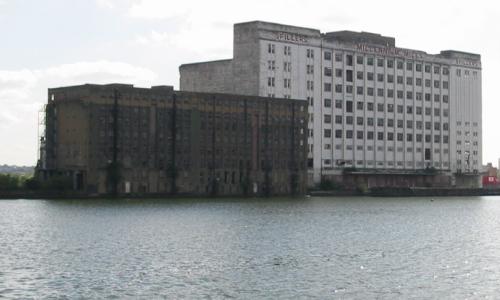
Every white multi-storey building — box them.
[180,21,482,187]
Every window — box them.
[406,91,413,100]
[367,131,374,140]
[357,87,364,95]
[425,79,431,87]
[387,74,394,83]
[434,80,440,88]
[443,95,449,103]
[357,101,364,110]
[387,89,394,98]
[335,84,342,93]
[283,62,291,72]
[346,130,353,139]
[387,104,394,112]
[397,60,403,69]
[407,134,413,142]
[324,67,332,77]
[335,115,342,124]
[324,83,332,92]
[367,103,374,111]
[397,105,403,113]
[416,121,422,129]
[346,116,353,124]
[434,66,440,74]
[387,59,394,68]
[425,121,431,130]
[347,86,353,96]
[443,67,449,75]
[377,58,384,67]
[367,72,374,81]
[357,117,364,125]
[434,94,440,102]
[397,76,403,84]
[367,87,374,96]
[416,92,422,101]
[367,57,374,66]
[377,118,384,127]
[434,135,441,143]
[346,101,353,112]
[268,44,275,54]
[397,90,403,99]
[397,133,403,141]
[335,69,343,78]
[284,45,291,55]
[357,56,364,64]
[346,54,353,66]
[416,134,422,142]
[268,60,275,70]
[434,108,440,117]
[377,103,384,112]
[416,107,422,115]
[324,114,332,124]
[302,81,311,92]
[346,70,353,82]
[324,129,331,138]
[335,130,342,138]
[335,100,342,108]
[425,65,431,73]
[377,73,384,82]
[307,64,314,74]
[307,49,314,58]
[407,61,413,71]
[367,118,374,126]
[357,71,363,80]
[357,131,364,139]
[434,122,440,130]
[406,77,413,85]
[324,51,332,60]
[377,88,384,97]
[416,63,422,72]
[416,78,422,86]
[407,120,413,129]
[387,119,394,127]
[406,106,413,114]
[267,77,275,87]
[425,93,431,101]
[443,81,449,89]
[388,132,394,140]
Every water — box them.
[1,196,500,299]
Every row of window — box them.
[266,43,478,80]
[328,100,449,115]
[324,129,449,143]
[326,85,449,99]
[328,116,449,130]
[325,143,449,154]
[328,69,449,88]
[321,160,451,168]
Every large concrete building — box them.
[37,83,308,196]
[180,21,482,187]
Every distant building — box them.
[180,21,483,188]
[37,84,308,196]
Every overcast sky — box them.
[1,0,499,167]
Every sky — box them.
[1,0,499,167]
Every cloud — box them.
[0,61,157,165]
[95,0,115,9]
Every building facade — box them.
[180,21,482,187]
[37,83,308,196]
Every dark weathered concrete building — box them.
[37,84,308,196]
